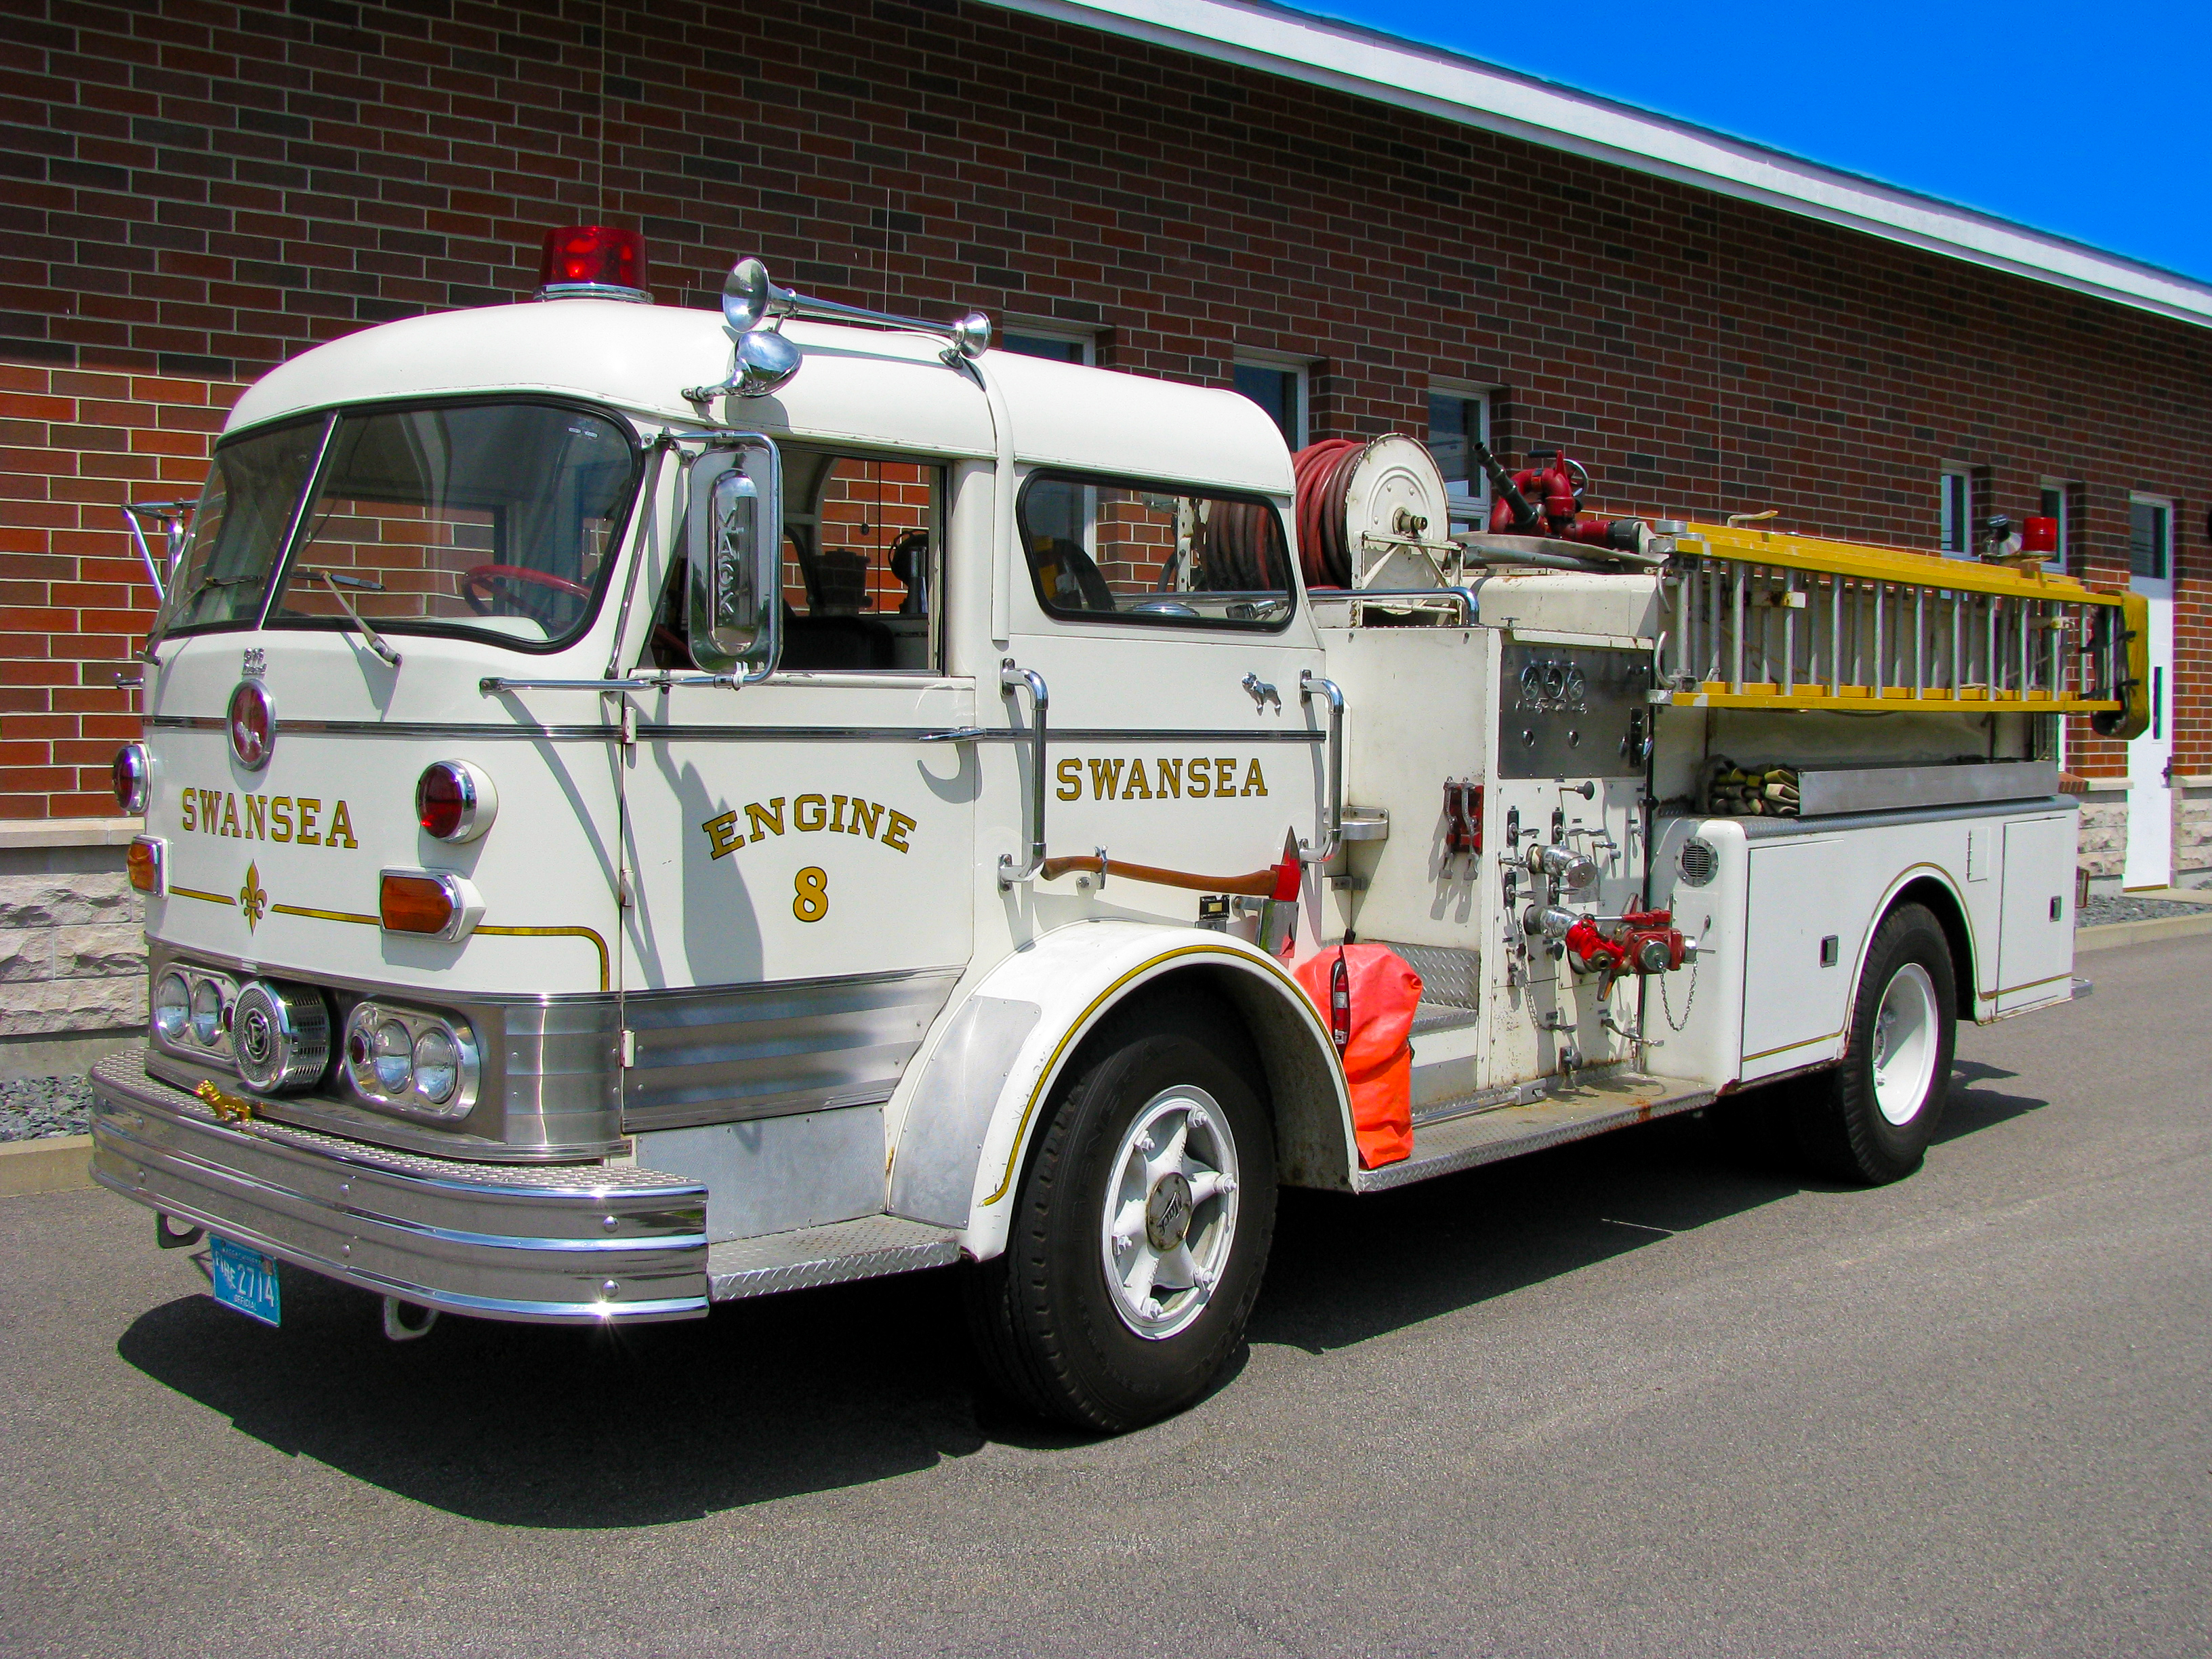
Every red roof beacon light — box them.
[2022,515,2060,558]
[536,226,650,303]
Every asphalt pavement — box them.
[3,937,2205,1658]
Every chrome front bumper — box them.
[89,1050,710,1324]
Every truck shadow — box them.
[115,1065,2047,1528]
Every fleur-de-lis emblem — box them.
[238,861,268,932]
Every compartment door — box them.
[1740,838,1853,1082]
[1996,815,2075,1015]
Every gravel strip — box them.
[2078,895,2212,928]
[0,1075,94,1142]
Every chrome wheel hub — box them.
[1101,1086,1240,1340]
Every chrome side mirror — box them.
[686,439,782,680]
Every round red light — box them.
[415,760,495,842]
[112,743,149,813]
[417,763,470,840]
[227,680,273,771]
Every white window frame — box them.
[1232,354,1311,447]
[1427,380,1495,528]
[998,321,1096,365]
[1938,464,1971,558]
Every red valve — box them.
[1563,908,1692,977]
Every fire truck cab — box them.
[93,235,2141,1429]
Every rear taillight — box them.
[379,869,480,941]
[415,761,496,842]
[112,743,149,813]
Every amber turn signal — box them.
[126,835,165,896]
[380,872,456,935]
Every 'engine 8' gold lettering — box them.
[701,792,918,862]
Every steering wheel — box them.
[462,564,592,623]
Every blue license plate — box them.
[208,1233,281,1327]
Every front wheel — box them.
[1792,902,1958,1183]
[964,990,1276,1431]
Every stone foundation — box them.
[2182,779,2212,887]
[2077,790,2127,884]
[0,820,144,1079]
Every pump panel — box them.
[1496,642,1652,779]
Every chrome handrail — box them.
[1311,585,1479,622]
[996,664,1049,886]
[1298,670,1345,866]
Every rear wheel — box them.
[964,990,1276,1431]
[1792,903,1957,1183]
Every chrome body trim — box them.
[621,968,962,1133]
[146,942,623,1162]
[89,1050,711,1325]
[145,714,1330,745]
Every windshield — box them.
[161,400,642,653]
[161,417,323,633]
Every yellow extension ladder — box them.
[1654,521,2143,730]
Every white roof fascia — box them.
[985,0,2212,331]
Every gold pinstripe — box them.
[980,941,1342,1207]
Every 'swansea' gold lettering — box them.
[176,788,358,847]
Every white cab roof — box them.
[224,300,1294,493]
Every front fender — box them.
[887,921,1353,1261]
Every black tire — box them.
[964,988,1277,1432]
[1790,902,1957,1184]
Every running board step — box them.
[707,1215,960,1303]
[1353,1072,1717,1193]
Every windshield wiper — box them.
[298,567,401,668]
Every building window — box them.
[2037,479,2081,573]
[1001,327,1093,365]
[1233,361,1307,447]
[1939,465,1971,556]
[1427,386,1493,525]
[2130,495,2171,581]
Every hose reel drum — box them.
[1292,435,1452,591]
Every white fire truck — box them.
[94,228,2145,1430]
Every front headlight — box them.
[411,1026,459,1105]
[189,979,225,1046]
[344,1001,478,1120]
[371,1021,413,1094]
[152,972,190,1042]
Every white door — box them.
[2124,497,2174,890]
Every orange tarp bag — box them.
[1294,943,1422,1168]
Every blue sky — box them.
[1298,0,2212,285]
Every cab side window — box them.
[652,447,943,673]
[1019,471,1292,629]
[781,451,942,671]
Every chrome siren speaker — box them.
[230,980,331,1092]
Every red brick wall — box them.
[3,0,2207,815]
[0,363,243,816]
